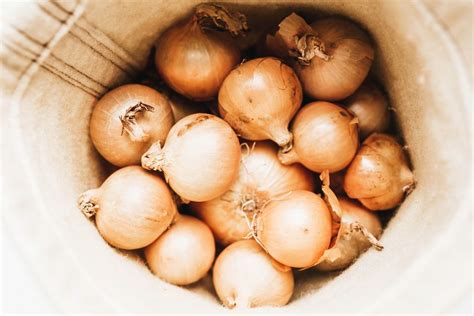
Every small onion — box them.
[155,4,247,101]
[144,215,215,285]
[266,13,374,100]
[278,101,359,173]
[78,166,177,250]
[344,133,415,210]
[191,141,314,245]
[213,240,294,308]
[255,190,332,268]
[345,81,390,139]
[316,197,383,271]
[218,57,303,148]
[89,84,174,167]
[141,113,241,202]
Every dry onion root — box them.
[190,141,314,245]
[213,240,294,308]
[155,3,248,101]
[141,113,241,202]
[144,215,215,285]
[89,84,174,167]
[218,57,303,149]
[78,166,177,250]
[266,13,374,100]
[344,133,416,210]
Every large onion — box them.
[191,141,314,245]
[141,113,241,202]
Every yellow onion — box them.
[141,113,241,202]
[213,240,294,308]
[345,81,390,139]
[155,4,247,101]
[144,215,215,285]
[255,190,332,268]
[89,84,174,167]
[78,166,177,250]
[344,133,415,210]
[218,57,303,148]
[191,141,314,245]
[266,13,374,100]
[278,101,359,173]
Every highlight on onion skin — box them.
[218,57,303,148]
[343,133,415,210]
[190,141,314,246]
[344,81,390,139]
[213,240,294,309]
[144,215,215,285]
[78,166,177,250]
[266,13,374,101]
[141,113,241,202]
[89,84,174,167]
[255,190,333,268]
[316,197,383,271]
[155,4,247,101]
[278,101,359,173]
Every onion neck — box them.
[141,141,167,171]
[119,102,155,142]
[278,147,299,166]
[400,165,416,194]
[270,128,293,151]
[291,33,330,65]
[194,3,248,37]
[78,189,100,218]
[349,222,384,251]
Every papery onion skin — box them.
[191,141,314,245]
[213,240,294,308]
[279,101,359,173]
[218,57,303,147]
[257,190,332,268]
[78,166,177,250]
[144,215,215,285]
[90,84,174,167]
[345,81,390,139]
[142,113,241,202]
[344,133,415,210]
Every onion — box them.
[89,84,174,167]
[344,133,415,210]
[213,240,294,308]
[255,190,332,268]
[345,81,390,139]
[218,57,303,148]
[141,113,241,202]
[278,101,359,173]
[144,215,215,285]
[266,13,374,100]
[191,141,314,245]
[78,166,177,250]
[316,197,383,271]
[155,4,247,101]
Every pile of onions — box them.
[191,141,314,245]
[155,4,247,101]
[78,166,177,249]
[145,215,215,285]
[218,57,302,149]
[89,84,174,167]
[278,101,359,173]
[266,13,374,100]
[141,113,241,202]
[344,133,415,210]
[213,240,294,308]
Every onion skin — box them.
[213,240,294,308]
[345,81,390,139]
[218,57,303,147]
[344,133,415,210]
[256,190,332,268]
[279,101,359,173]
[90,84,174,167]
[191,141,314,245]
[144,215,215,285]
[141,113,241,202]
[78,166,177,250]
